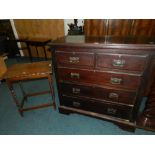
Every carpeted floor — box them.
[0,58,154,135]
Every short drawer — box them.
[58,68,141,90]
[60,82,136,105]
[55,51,94,69]
[61,96,133,120]
[96,53,148,72]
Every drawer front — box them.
[55,51,94,69]
[96,53,148,72]
[60,82,136,105]
[58,68,141,90]
[61,96,133,120]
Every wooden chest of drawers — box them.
[49,35,155,131]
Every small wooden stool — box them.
[3,61,56,116]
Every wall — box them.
[14,19,64,39]
[14,19,64,58]
[0,20,19,57]
[14,19,155,58]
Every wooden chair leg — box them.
[26,43,33,62]
[43,46,47,60]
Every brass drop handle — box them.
[73,101,81,107]
[72,88,80,94]
[108,93,119,99]
[113,59,125,67]
[107,108,117,115]
[110,77,122,85]
[70,73,80,79]
[69,57,80,63]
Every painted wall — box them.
[10,19,84,57]
[13,19,64,58]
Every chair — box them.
[26,38,51,62]
[9,37,51,63]
[15,38,51,62]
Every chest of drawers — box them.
[49,35,155,131]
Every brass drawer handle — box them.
[113,59,125,67]
[73,101,81,107]
[110,77,122,85]
[69,57,80,64]
[72,88,80,94]
[108,93,119,99]
[107,108,117,115]
[70,73,80,79]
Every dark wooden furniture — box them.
[49,35,155,132]
[84,19,155,37]
[25,38,51,61]
[13,37,51,62]
[0,56,7,80]
[137,61,155,129]
[3,61,56,116]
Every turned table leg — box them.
[7,80,24,116]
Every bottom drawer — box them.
[61,96,133,120]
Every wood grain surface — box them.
[14,19,64,58]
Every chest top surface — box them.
[49,35,155,48]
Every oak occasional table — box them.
[3,61,56,116]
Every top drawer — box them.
[55,51,94,69]
[96,53,148,72]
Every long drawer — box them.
[96,53,148,72]
[61,95,133,120]
[58,68,142,90]
[55,51,94,69]
[59,82,136,105]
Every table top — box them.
[49,35,155,46]
[3,61,52,79]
